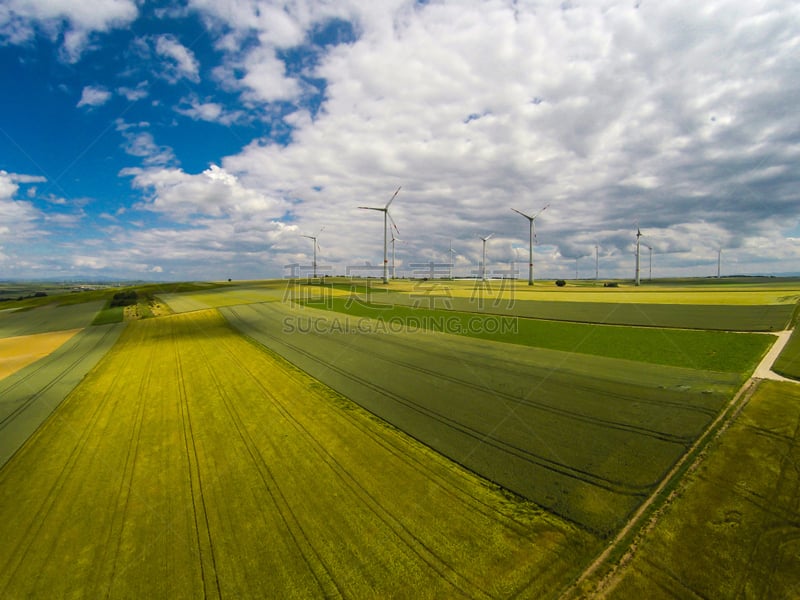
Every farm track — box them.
[221,302,737,534]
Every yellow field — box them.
[0,328,82,380]
[0,310,597,598]
[384,280,800,305]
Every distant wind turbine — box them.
[448,239,457,279]
[635,226,643,286]
[390,229,401,279]
[479,233,494,281]
[510,204,549,285]
[301,227,324,278]
[359,187,401,284]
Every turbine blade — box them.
[387,211,400,237]
[511,207,532,219]
[486,232,494,241]
[533,203,550,219]
[385,186,401,209]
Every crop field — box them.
[317,283,793,331]
[296,296,773,373]
[0,328,81,379]
[600,380,800,599]
[0,323,125,468]
[0,299,105,338]
[222,301,746,535]
[0,310,598,598]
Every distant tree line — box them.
[0,291,47,303]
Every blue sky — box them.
[1,0,799,281]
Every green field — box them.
[0,300,105,338]
[223,301,745,535]
[298,296,773,373]
[600,380,800,598]
[319,286,794,331]
[0,310,597,598]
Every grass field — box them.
[222,301,745,535]
[599,380,800,599]
[0,310,598,598]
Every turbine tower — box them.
[301,227,323,278]
[479,233,494,281]
[390,230,401,279]
[359,187,401,284]
[595,244,599,283]
[510,204,549,285]
[448,240,457,280]
[717,247,722,278]
[635,226,642,286]
[645,244,653,281]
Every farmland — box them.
[222,301,745,535]
[597,380,800,598]
[0,277,798,597]
[0,310,596,598]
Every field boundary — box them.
[560,373,761,599]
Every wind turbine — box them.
[448,239,457,279]
[301,227,323,278]
[390,229,401,279]
[595,244,599,283]
[359,186,401,284]
[717,247,722,278]
[479,233,494,281]
[510,204,549,285]
[635,226,642,286]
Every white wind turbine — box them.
[510,204,549,285]
[635,226,643,286]
[479,233,494,280]
[359,186,401,284]
[301,227,323,278]
[448,239,457,279]
[390,229,401,279]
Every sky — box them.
[0,0,798,282]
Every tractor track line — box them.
[175,329,222,600]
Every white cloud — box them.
[77,85,112,108]
[0,170,44,241]
[175,96,246,125]
[0,0,138,62]
[122,164,287,221]
[154,34,200,83]
[116,120,176,166]
[117,82,149,101]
